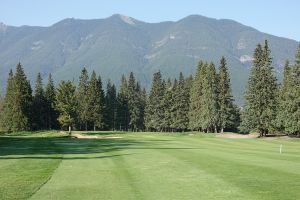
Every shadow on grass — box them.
[0,136,142,159]
[0,135,204,160]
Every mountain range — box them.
[0,14,298,104]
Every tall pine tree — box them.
[145,71,165,131]
[189,61,205,131]
[55,80,77,134]
[116,75,129,131]
[86,71,106,130]
[241,41,278,136]
[284,44,300,135]
[201,62,219,132]
[32,73,46,129]
[11,63,33,131]
[77,68,89,130]
[1,70,15,131]
[218,57,235,133]
[105,80,117,130]
[45,73,58,129]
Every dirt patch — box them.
[216,133,258,139]
[73,134,98,139]
[72,134,123,139]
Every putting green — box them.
[0,132,300,200]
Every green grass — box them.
[0,131,300,200]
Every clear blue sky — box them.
[1,0,299,41]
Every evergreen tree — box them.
[284,44,300,135]
[11,63,33,131]
[55,80,77,134]
[45,73,58,129]
[105,80,117,130]
[32,73,46,129]
[218,57,236,133]
[201,62,219,132]
[116,75,129,131]
[276,60,291,132]
[127,72,137,131]
[77,68,89,130]
[126,72,145,131]
[241,41,278,136]
[189,61,205,131]
[171,73,189,131]
[1,70,15,131]
[145,71,165,131]
[87,72,106,130]
[162,78,173,131]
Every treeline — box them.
[241,41,300,137]
[0,40,300,136]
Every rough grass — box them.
[0,131,299,200]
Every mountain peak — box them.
[109,14,138,25]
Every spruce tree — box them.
[1,70,15,131]
[12,63,33,131]
[45,73,58,129]
[162,78,173,131]
[241,41,278,136]
[145,71,165,131]
[189,61,205,131]
[127,72,137,131]
[201,62,219,132]
[284,44,300,135]
[32,73,46,129]
[86,71,106,130]
[218,57,235,133]
[55,80,77,134]
[276,60,291,132]
[105,80,117,130]
[77,68,89,130]
[171,73,189,131]
[116,75,129,131]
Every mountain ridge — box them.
[0,14,298,104]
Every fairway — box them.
[0,132,300,200]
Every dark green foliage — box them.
[241,41,278,136]
[201,62,219,132]
[1,70,15,131]
[32,73,47,130]
[77,68,89,130]
[282,44,300,135]
[188,61,205,131]
[55,80,77,133]
[127,72,145,131]
[13,63,33,131]
[145,71,165,131]
[1,63,33,131]
[276,60,291,132]
[170,73,189,131]
[44,74,58,129]
[105,80,117,130]
[162,78,173,131]
[86,72,106,130]
[218,57,236,133]
[116,75,129,131]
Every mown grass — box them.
[0,131,299,200]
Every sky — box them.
[0,0,299,41]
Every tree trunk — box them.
[85,122,88,131]
[221,127,224,134]
[68,125,71,136]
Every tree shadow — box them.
[0,136,141,159]
[0,135,204,160]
